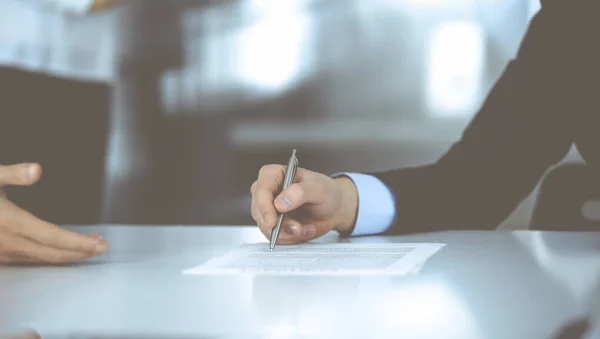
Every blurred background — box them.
[51,0,580,229]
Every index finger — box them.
[0,163,41,187]
[0,199,107,253]
[253,165,308,226]
[252,183,278,228]
[256,164,307,190]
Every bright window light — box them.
[248,0,304,14]
[386,0,502,10]
[264,319,296,339]
[426,20,485,117]
[404,0,475,7]
[236,12,310,92]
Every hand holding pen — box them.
[250,149,360,248]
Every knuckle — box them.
[253,182,267,194]
[258,164,273,175]
[259,164,282,177]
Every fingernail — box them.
[279,196,292,209]
[95,239,108,253]
[27,165,37,179]
[303,226,316,238]
[286,225,299,235]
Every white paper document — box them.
[183,243,445,275]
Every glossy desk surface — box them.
[1,225,599,339]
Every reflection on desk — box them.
[0,225,598,339]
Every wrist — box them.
[333,177,358,234]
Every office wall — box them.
[98,0,572,229]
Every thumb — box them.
[274,180,324,213]
[0,163,42,187]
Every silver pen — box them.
[270,149,299,251]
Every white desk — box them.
[1,225,599,339]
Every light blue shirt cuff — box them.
[331,172,396,236]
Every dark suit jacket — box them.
[367,0,600,234]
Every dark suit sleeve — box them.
[368,0,594,234]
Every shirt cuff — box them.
[331,172,396,236]
[44,0,94,14]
